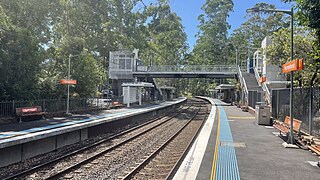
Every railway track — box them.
[123,102,209,179]
[4,101,191,180]
[5,98,209,180]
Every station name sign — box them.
[282,59,303,73]
[60,79,77,85]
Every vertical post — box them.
[66,54,71,114]
[236,49,238,67]
[138,87,142,105]
[247,49,250,73]
[309,87,313,135]
[127,86,130,108]
[12,100,15,116]
[42,99,45,113]
[276,90,280,119]
[289,7,294,144]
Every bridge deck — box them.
[133,65,238,78]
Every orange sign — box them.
[259,76,266,83]
[282,59,303,73]
[297,59,303,71]
[60,79,77,85]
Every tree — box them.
[0,4,44,100]
[0,0,189,99]
[228,3,288,62]
[267,27,320,87]
[192,0,234,65]
[185,0,233,96]
[138,0,188,66]
[281,0,320,87]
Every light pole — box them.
[66,53,82,115]
[247,7,294,144]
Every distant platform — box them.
[0,98,186,167]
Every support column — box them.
[138,87,142,106]
[127,86,130,108]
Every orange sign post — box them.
[282,59,303,73]
[60,79,77,85]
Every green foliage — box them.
[186,0,234,96]
[139,0,188,66]
[267,27,320,86]
[0,0,188,100]
[280,0,320,86]
[0,5,43,100]
[282,0,320,43]
[229,3,288,58]
[192,0,234,65]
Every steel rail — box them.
[166,104,210,179]
[122,104,206,180]
[44,105,192,180]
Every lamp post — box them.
[247,7,294,144]
[66,53,82,115]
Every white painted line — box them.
[173,98,216,180]
[264,126,274,129]
[272,132,280,136]
[282,142,299,148]
[307,161,319,167]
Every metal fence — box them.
[140,65,237,73]
[271,88,320,136]
[248,90,263,108]
[0,97,123,119]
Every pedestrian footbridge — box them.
[133,65,238,79]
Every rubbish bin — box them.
[255,105,271,125]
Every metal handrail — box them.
[142,65,237,73]
[253,67,261,83]
[237,65,249,103]
[253,67,271,104]
[262,82,271,104]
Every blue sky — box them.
[167,0,293,49]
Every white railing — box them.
[262,82,271,104]
[253,67,271,104]
[137,65,237,73]
[253,66,261,83]
[237,65,249,103]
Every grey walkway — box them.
[195,99,319,180]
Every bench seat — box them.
[16,106,46,122]
[273,116,302,137]
[308,145,320,156]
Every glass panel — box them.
[126,59,132,69]
[119,59,126,69]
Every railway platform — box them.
[174,98,320,180]
[0,98,186,167]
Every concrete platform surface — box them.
[174,98,320,180]
[0,98,186,149]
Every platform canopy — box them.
[121,82,154,88]
[122,82,154,107]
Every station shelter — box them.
[215,84,235,103]
[159,86,176,101]
[122,82,154,107]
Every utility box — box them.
[255,105,271,125]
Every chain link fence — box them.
[0,97,123,120]
[271,88,320,136]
